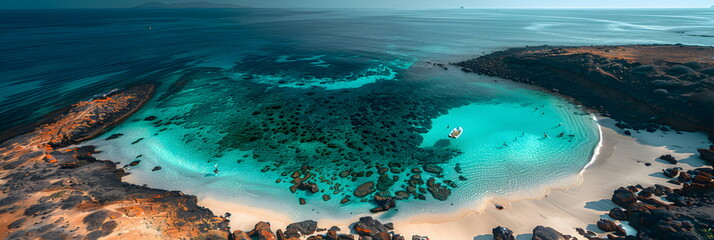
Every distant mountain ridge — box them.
[133,1,247,8]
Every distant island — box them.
[133,1,247,8]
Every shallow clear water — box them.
[3,8,712,221]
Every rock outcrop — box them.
[596,219,626,236]
[532,226,574,240]
[286,220,318,237]
[0,85,232,239]
[352,217,391,240]
[608,208,627,221]
[354,182,376,198]
[492,226,515,240]
[370,192,397,213]
[611,187,638,208]
[248,222,277,240]
[597,171,714,240]
[456,45,714,135]
[698,146,714,165]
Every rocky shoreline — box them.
[456,45,714,137]
[0,85,230,239]
[452,45,714,240]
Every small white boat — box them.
[448,127,463,139]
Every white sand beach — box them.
[390,117,710,239]
[206,116,710,239]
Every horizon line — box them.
[1,6,713,10]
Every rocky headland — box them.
[0,85,230,239]
[456,45,714,137]
[452,45,714,240]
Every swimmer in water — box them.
[213,164,219,175]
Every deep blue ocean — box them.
[1,8,713,221]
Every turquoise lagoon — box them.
[4,8,712,222]
[86,64,601,221]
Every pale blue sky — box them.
[1,0,713,9]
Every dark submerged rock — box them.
[354,182,376,198]
[422,164,443,174]
[426,178,451,201]
[104,133,124,140]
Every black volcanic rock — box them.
[352,217,389,238]
[455,45,714,135]
[596,219,626,236]
[297,182,319,193]
[659,154,678,164]
[492,226,515,240]
[608,208,627,221]
[532,226,570,240]
[698,146,714,165]
[286,220,318,236]
[663,168,680,178]
[370,192,396,213]
[612,187,637,208]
